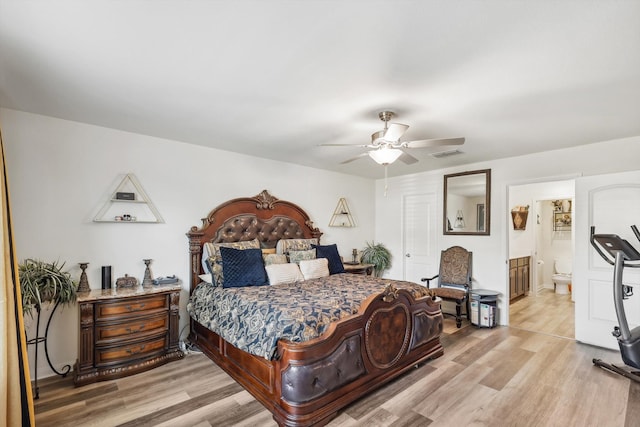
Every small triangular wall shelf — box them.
[329,198,355,227]
[93,173,164,223]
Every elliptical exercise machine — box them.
[590,225,640,383]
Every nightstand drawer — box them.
[96,295,167,320]
[95,313,168,343]
[95,335,167,366]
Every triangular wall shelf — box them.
[93,173,164,223]
[329,198,355,227]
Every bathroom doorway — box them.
[507,180,575,339]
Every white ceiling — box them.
[1,1,639,179]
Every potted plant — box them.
[19,259,77,316]
[360,241,392,277]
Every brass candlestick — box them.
[77,262,90,293]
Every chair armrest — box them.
[420,275,438,288]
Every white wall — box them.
[1,108,376,379]
[375,137,640,325]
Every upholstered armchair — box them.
[421,246,472,328]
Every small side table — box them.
[470,289,500,328]
[343,263,374,275]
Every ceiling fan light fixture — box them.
[368,147,403,165]
[321,110,466,168]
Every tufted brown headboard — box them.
[186,190,322,293]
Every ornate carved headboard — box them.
[186,190,322,292]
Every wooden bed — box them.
[186,190,444,426]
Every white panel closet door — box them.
[402,193,437,285]
[575,170,640,349]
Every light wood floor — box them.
[510,288,575,339]
[34,316,640,427]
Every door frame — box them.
[504,173,580,325]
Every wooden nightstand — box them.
[343,263,374,275]
[73,284,184,386]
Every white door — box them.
[575,170,640,349]
[402,193,438,284]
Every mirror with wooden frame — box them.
[444,169,491,235]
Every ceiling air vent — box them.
[430,149,463,159]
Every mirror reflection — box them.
[444,169,491,235]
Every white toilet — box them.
[552,259,572,295]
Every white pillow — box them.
[265,263,304,286]
[199,273,213,284]
[299,258,329,280]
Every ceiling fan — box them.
[321,111,465,165]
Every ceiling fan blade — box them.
[404,137,465,149]
[319,143,371,147]
[398,150,419,165]
[383,123,409,142]
[340,152,369,164]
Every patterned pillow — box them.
[202,242,215,272]
[219,247,267,288]
[299,258,329,280]
[312,243,345,274]
[288,249,316,264]
[276,238,318,255]
[265,263,304,286]
[205,239,261,286]
[263,253,288,266]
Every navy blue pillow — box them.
[219,247,267,288]
[312,243,345,274]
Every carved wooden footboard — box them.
[190,285,443,426]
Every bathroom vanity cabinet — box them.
[509,256,530,301]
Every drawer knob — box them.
[125,324,146,334]
[126,345,146,355]
[125,303,146,312]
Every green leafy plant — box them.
[19,259,77,317]
[360,241,392,277]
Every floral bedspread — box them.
[187,273,431,360]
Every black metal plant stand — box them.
[26,301,71,399]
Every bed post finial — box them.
[253,189,277,210]
[382,284,399,302]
